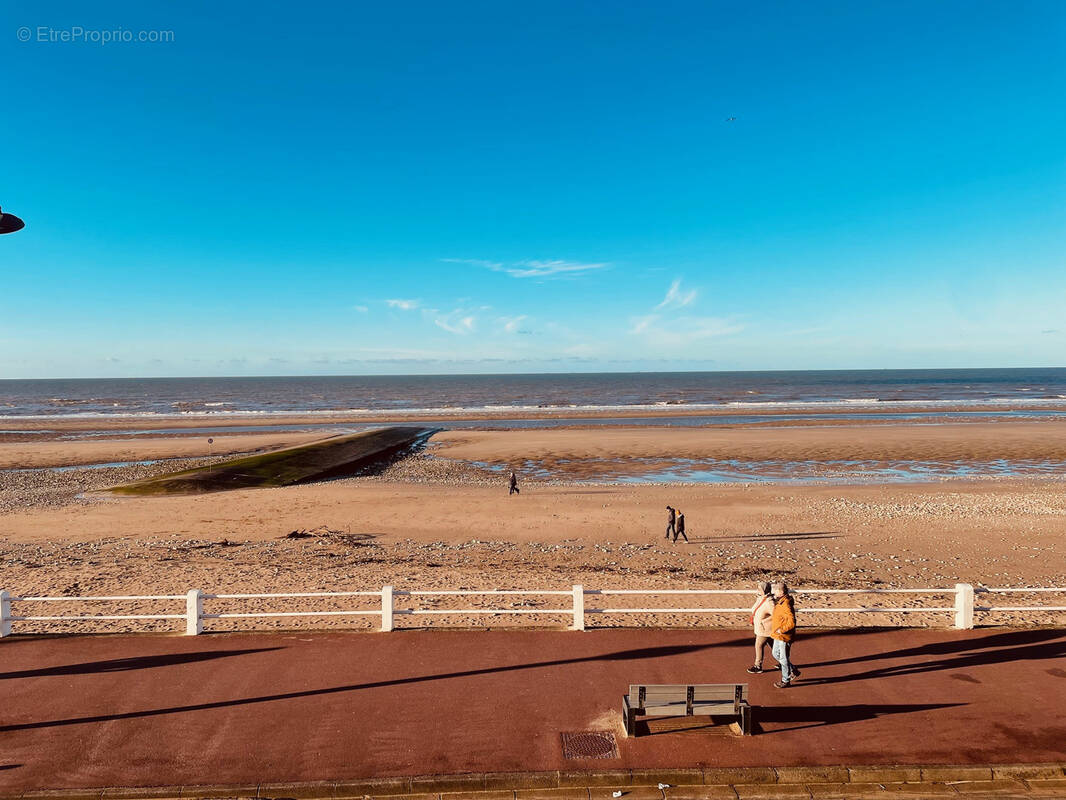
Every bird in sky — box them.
[726,116,737,122]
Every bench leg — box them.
[739,702,752,735]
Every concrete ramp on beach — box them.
[110,426,436,495]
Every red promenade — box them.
[1,627,1065,792]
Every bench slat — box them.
[643,702,739,717]
[628,684,747,706]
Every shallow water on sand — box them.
[492,457,1066,485]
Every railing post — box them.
[185,589,203,635]
[954,583,974,629]
[0,591,11,638]
[572,584,585,631]
[381,585,394,632]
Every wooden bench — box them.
[622,683,752,736]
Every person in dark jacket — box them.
[665,506,676,539]
[674,511,688,542]
[508,471,520,495]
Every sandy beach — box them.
[1,416,1064,634]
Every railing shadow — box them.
[0,640,748,733]
[797,631,1066,687]
[0,647,283,681]
[801,628,1066,670]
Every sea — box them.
[2,368,1066,421]
[4,369,1066,483]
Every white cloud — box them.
[631,284,741,344]
[353,305,369,313]
[499,315,528,334]
[628,278,740,344]
[506,260,608,278]
[443,257,608,279]
[654,279,698,310]
[441,258,504,271]
[630,314,659,334]
[431,310,477,334]
[386,299,420,310]
[631,315,744,346]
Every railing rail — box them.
[1,584,1064,637]
[973,586,1066,613]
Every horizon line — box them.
[3,365,1066,382]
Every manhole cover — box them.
[561,731,619,760]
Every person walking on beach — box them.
[770,581,800,688]
[509,471,520,495]
[674,510,688,542]
[746,582,774,673]
[665,506,676,540]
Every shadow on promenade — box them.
[0,640,744,733]
[803,629,1065,669]
[752,702,964,733]
[798,629,1066,686]
[0,648,284,681]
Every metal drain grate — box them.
[561,731,619,760]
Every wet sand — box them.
[0,431,325,470]
[429,421,1066,478]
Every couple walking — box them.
[747,581,800,688]
[664,505,687,542]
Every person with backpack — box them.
[746,582,773,673]
[769,581,801,687]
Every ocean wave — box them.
[5,395,1066,420]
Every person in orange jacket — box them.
[769,581,801,687]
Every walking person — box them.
[674,510,688,542]
[769,581,801,687]
[508,471,520,495]
[665,506,676,540]
[746,582,773,673]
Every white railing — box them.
[1,584,1064,637]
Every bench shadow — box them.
[0,648,284,681]
[0,640,748,733]
[751,702,964,734]
[632,717,738,737]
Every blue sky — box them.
[2,0,1064,378]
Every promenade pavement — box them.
[1,627,1065,792]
